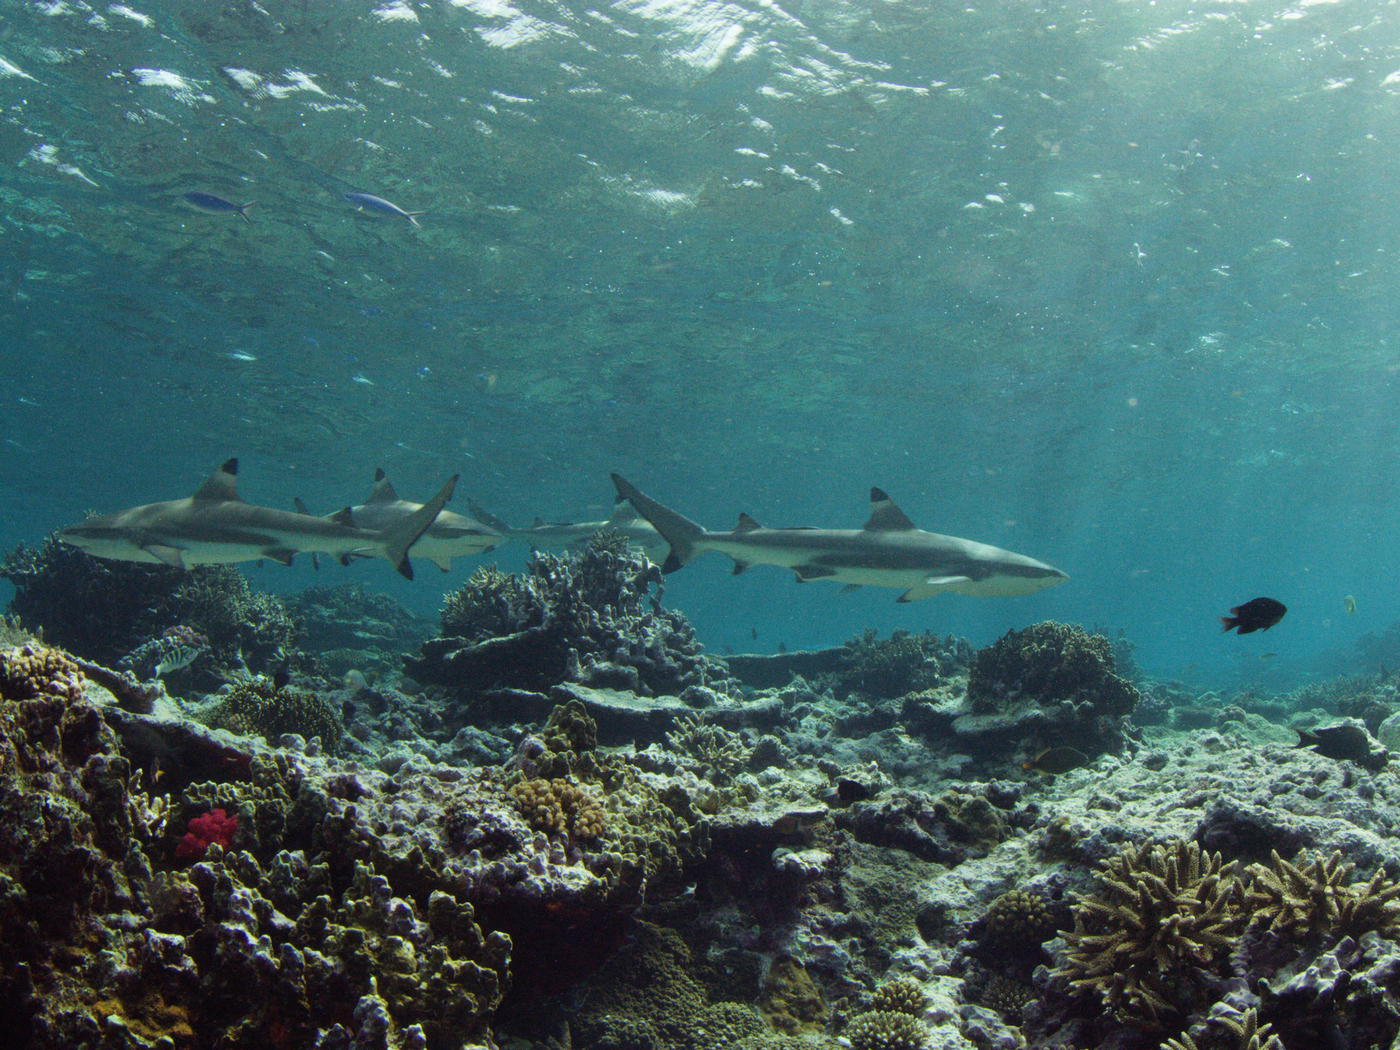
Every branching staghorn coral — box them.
[1057,840,1246,1023]
[1243,848,1400,941]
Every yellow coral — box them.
[0,643,84,703]
[509,777,607,841]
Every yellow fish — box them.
[1344,595,1356,615]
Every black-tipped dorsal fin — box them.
[864,488,917,531]
[607,500,639,523]
[331,507,356,528]
[193,459,243,503]
[365,469,399,504]
[735,513,763,533]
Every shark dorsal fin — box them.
[330,507,356,528]
[607,500,639,523]
[532,517,546,527]
[864,488,917,531]
[735,513,763,533]
[294,497,311,515]
[365,469,399,504]
[193,459,243,503]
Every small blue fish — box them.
[342,191,423,228]
[182,191,253,224]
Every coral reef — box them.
[2,536,299,682]
[967,620,1139,717]
[197,678,344,755]
[1056,840,1245,1024]
[284,583,433,682]
[820,629,970,700]
[406,537,734,699]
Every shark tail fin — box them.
[610,474,704,574]
[382,475,458,579]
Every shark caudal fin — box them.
[609,474,705,574]
[382,475,458,579]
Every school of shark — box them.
[56,459,1069,601]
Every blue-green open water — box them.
[3,0,1398,687]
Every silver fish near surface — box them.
[342,191,423,228]
[58,459,457,581]
[182,191,254,224]
[611,475,1069,603]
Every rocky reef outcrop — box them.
[406,535,736,700]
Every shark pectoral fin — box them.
[793,565,838,581]
[143,544,186,569]
[731,559,750,575]
[896,576,972,602]
[864,488,918,531]
[431,556,452,572]
[263,547,297,567]
[838,584,862,594]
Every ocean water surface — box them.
[2,0,1399,685]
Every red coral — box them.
[175,807,238,860]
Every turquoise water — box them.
[2,0,1398,685]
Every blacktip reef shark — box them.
[304,469,502,572]
[465,497,668,563]
[59,459,457,580]
[610,475,1069,602]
